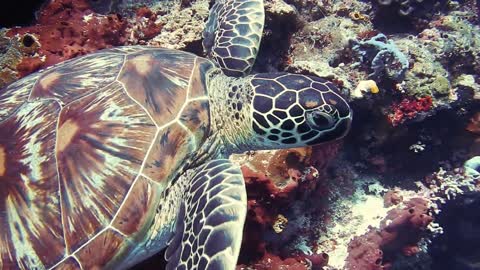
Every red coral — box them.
[237,252,307,270]
[384,190,403,207]
[238,144,341,266]
[237,252,328,270]
[310,142,341,173]
[133,7,163,42]
[466,112,480,134]
[345,197,433,270]
[387,96,433,126]
[7,0,128,75]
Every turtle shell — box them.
[0,47,214,269]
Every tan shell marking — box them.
[56,119,79,152]
[56,82,156,253]
[30,53,125,105]
[179,100,211,146]
[39,71,61,90]
[142,124,195,184]
[0,100,64,269]
[187,58,214,99]
[51,257,81,270]
[0,73,40,121]
[112,175,162,236]
[0,145,5,177]
[130,54,155,75]
[118,50,195,127]
[75,229,127,269]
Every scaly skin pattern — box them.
[207,72,352,154]
[0,47,217,270]
[203,0,265,77]
[0,46,352,270]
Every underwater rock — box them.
[373,0,447,17]
[429,191,480,270]
[128,7,163,43]
[325,171,426,270]
[285,12,372,93]
[143,0,209,50]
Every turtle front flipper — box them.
[203,0,264,77]
[165,159,247,270]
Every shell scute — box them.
[30,53,125,106]
[179,100,211,147]
[142,123,196,185]
[0,100,64,269]
[0,72,41,121]
[0,46,214,269]
[51,256,81,270]
[118,49,197,127]
[112,175,162,236]
[75,228,128,269]
[188,58,215,99]
[56,81,157,253]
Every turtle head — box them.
[208,72,351,153]
[247,73,352,150]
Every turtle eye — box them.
[306,111,335,130]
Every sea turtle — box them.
[0,0,352,269]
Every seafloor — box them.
[1,0,480,269]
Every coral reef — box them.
[231,143,340,265]
[0,0,208,85]
[2,0,480,269]
[141,0,208,50]
[4,0,128,78]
